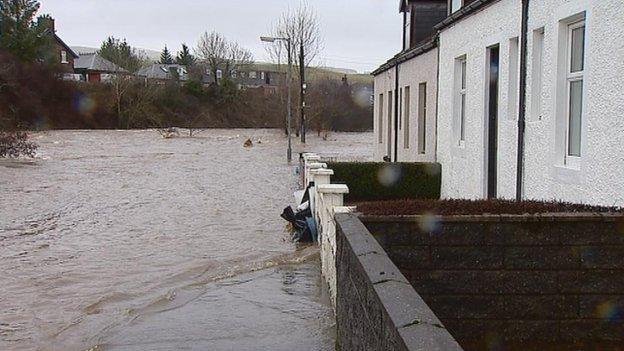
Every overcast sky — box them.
[39,0,402,73]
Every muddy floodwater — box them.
[0,129,373,351]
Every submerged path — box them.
[0,129,372,351]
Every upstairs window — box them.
[565,20,585,163]
[61,50,68,64]
[404,86,411,149]
[403,10,411,50]
[451,0,462,13]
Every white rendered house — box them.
[374,0,624,206]
[373,0,447,163]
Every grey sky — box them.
[39,0,402,73]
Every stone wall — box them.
[363,214,624,350]
[335,213,463,351]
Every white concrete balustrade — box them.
[300,153,355,309]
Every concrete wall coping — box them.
[360,212,624,223]
[317,184,349,194]
[307,162,327,169]
[334,206,357,214]
[303,153,320,160]
[310,168,334,176]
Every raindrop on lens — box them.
[73,92,97,115]
[596,301,623,323]
[377,164,401,187]
[418,212,440,234]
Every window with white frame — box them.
[454,56,467,145]
[232,70,237,78]
[378,93,384,144]
[404,86,410,149]
[399,87,403,130]
[216,69,223,79]
[531,28,545,121]
[61,50,68,63]
[565,20,585,163]
[508,37,519,120]
[418,83,427,154]
[451,0,462,13]
[261,72,265,80]
[249,71,257,79]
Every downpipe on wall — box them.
[516,0,530,201]
[394,62,400,162]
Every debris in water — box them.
[243,139,253,147]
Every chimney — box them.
[39,16,55,32]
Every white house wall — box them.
[373,69,396,161]
[437,0,522,199]
[373,48,439,163]
[522,0,624,206]
[397,48,439,163]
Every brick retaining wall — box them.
[335,213,463,350]
[362,214,624,351]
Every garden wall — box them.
[335,213,463,351]
[362,214,624,351]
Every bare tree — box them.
[268,1,323,74]
[195,31,253,87]
[267,1,323,140]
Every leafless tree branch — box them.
[195,31,254,86]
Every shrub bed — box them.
[326,162,441,202]
[356,198,624,216]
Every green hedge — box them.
[326,162,441,202]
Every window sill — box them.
[552,163,582,184]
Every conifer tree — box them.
[159,45,174,64]
[0,0,49,62]
[98,36,144,72]
[175,43,195,67]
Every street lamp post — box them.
[261,36,292,162]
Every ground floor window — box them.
[418,83,426,154]
[378,93,384,144]
[404,86,410,149]
[565,19,585,165]
[454,56,467,146]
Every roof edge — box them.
[434,0,500,31]
[53,33,79,58]
[371,36,438,76]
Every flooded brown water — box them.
[0,129,373,351]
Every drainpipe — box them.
[434,36,441,163]
[516,0,530,201]
[394,62,400,162]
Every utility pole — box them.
[261,36,293,162]
[299,42,306,144]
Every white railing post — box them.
[302,154,321,186]
[305,162,327,188]
[308,168,334,222]
[316,183,349,309]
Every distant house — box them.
[203,65,287,93]
[137,64,188,83]
[74,53,128,82]
[38,17,79,76]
